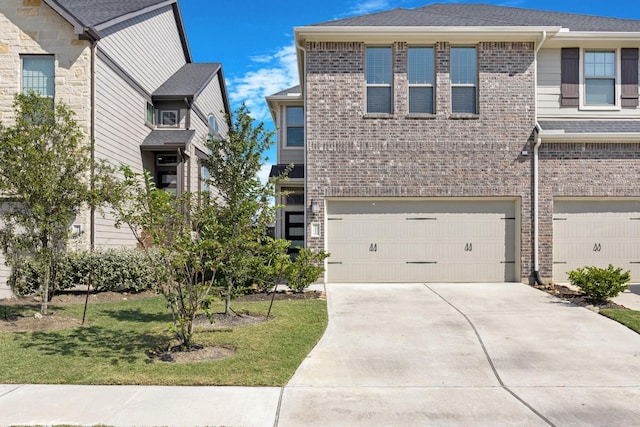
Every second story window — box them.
[146,102,154,124]
[366,47,392,113]
[408,47,435,114]
[22,55,54,97]
[286,106,304,147]
[584,50,615,106]
[451,47,477,114]
[160,110,178,127]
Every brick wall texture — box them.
[303,40,640,282]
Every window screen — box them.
[22,55,54,97]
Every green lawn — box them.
[0,295,327,386]
[600,309,640,334]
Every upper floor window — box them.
[159,110,178,127]
[286,106,304,147]
[366,47,392,113]
[146,102,154,124]
[208,114,218,134]
[561,47,639,108]
[584,51,615,106]
[450,47,477,114]
[408,47,435,114]
[22,55,54,97]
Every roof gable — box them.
[313,3,640,32]
[153,63,222,100]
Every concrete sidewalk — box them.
[2,282,640,426]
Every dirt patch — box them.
[536,284,626,311]
[148,344,236,363]
[236,290,324,302]
[0,312,83,332]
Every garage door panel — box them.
[327,200,517,283]
[553,200,640,282]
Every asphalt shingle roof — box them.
[313,3,640,32]
[153,63,222,100]
[271,85,302,97]
[269,164,305,179]
[539,121,640,133]
[141,130,195,148]
[47,0,170,28]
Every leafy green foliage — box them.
[286,248,330,293]
[8,249,160,295]
[111,167,225,349]
[567,264,630,304]
[0,93,115,313]
[200,104,282,313]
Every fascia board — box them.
[295,26,562,43]
[540,131,640,143]
[552,31,640,43]
[93,0,175,32]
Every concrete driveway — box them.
[278,283,640,426]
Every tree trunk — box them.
[224,279,232,315]
[41,259,50,315]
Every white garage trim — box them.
[553,198,640,283]
[325,198,520,283]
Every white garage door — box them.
[326,199,517,283]
[553,200,640,283]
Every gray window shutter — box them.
[621,48,639,107]
[561,48,580,106]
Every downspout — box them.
[532,30,547,286]
[90,39,97,254]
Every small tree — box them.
[201,104,280,315]
[112,167,224,349]
[286,248,330,293]
[0,93,113,314]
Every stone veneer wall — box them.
[0,0,92,258]
[304,41,537,281]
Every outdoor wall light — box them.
[311,199,321,213]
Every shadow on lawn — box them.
[100,307,172,323]
[16,326,168,364]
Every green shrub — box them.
[9,249,159,295]
[567,264,630,304]
[286,248,330,293]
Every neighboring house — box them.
[269,4,640,284]
[0,0,230,293]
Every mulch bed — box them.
[535,284,626,311]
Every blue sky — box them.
[179,0,640,175]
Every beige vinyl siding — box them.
[276,105,304,165]
[193,73,229,138]
[97,6,186,93]
[537,48,640,118]
[93,56,150,248]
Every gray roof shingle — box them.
[153,63,222,100]
[46,0,170,29]
[270,85,302,97]
[313,3,640,32]
[539,121,640,133]
[141,129,195,149]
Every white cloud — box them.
[347,0,392,16]
[228,44,299,122]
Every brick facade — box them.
[304,41,537,281]
[538,142,640,278]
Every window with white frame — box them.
[286,106,304,147]
[450,47,477,114]
[159,110,178,127]
[584,50,616,106]
[408,46,435,114]
[366,46,392,113]
[22,55,55,97]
